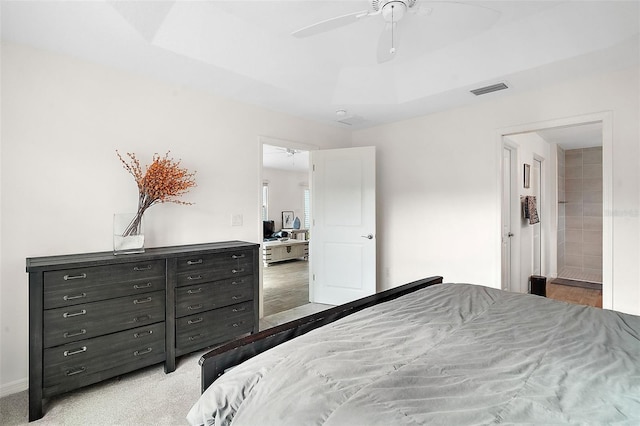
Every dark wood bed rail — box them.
[199,275,443,392]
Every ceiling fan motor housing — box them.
[372,0,416,12]
[373,0,415,22]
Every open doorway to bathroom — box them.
[540,123,604,287]
[500,112,611,309]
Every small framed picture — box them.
[523,163,531,188]
[282,211,294,228]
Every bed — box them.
[187,277,640,425]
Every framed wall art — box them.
[282,211,294,228]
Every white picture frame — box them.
[282,211,294,228]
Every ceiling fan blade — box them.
[377,23,400,63]
[292,10,370,38]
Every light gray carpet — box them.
[0,304,332,425]
[1,350,204,426]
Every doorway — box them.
[532,157,543,276]
[499,112,612,309]
[259,139,379,322]
[261,139,312,318]
[544,125,603,285]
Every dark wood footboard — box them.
[199,276,443,392]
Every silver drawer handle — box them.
[232,322,244,328]
[231,268,245,274]
[187,259,203,265]
[231,280,244,285]
[63,309,87,318]
[231,254,246,259]
[133,282,152,290]
[133,265,152,271]
[63,329,87,338]
[133,297,152,304]
[63,293,87,301]
[188,334,202,341]
[63,273,87,281]
[133,330,153,339]
[63,346,87,357]
[187,288,203,294]
[134,330,153,338]
[133,347,153,356]
[65,366,86,376]
[231,295,243,300]
[133,315,151,323]
[187,275,203,281]
[188,317,203,325]
[188,304,203,310]
[232,307,246,313]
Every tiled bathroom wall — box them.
[557,146,566,274]
[557,146,603,283]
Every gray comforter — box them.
[187,283,640,425]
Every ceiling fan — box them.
[291,0,497,64]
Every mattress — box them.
[187,283,640,425]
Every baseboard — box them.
[0,377,28,398]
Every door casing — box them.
[497,112,612,308]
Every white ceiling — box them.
[2,1,639,130]
[537,122,603,150]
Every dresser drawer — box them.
[43,322,165,391]
[175,301,253,354]
[176,250,253,285]
[43,260,165,309]
[175,276,253,317]
[43,291,165,348]
[44,276,166,310]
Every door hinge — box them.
[313,274,316,281]
[312,164,315,172]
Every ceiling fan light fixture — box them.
[373,0,415,12]
[382,1,407,23]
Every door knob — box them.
[508,232,514,237]
[361,234,374,240]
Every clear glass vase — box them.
[113,212,145,255]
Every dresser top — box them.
[26,241,259,272]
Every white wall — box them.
[0,42,351,396]
[263,168,308,231]
[352,65,639,317]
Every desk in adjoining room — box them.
[262,239,309,266]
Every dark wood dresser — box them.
[26,241,259,421]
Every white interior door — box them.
[310,146,376,305]
[532,159,542,276]
[501,146,514,291]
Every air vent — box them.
[470,82,509,96]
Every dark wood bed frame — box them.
[198,275,443,392]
